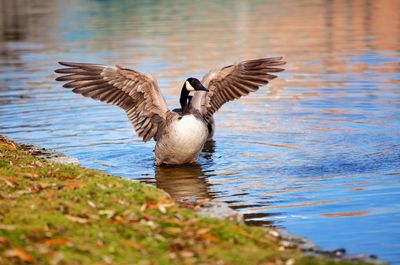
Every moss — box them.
[0,136,384,265]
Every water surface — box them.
[0,0,399,263]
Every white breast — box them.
[154,114,209,165]
[171,115,208,148]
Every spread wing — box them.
[55,62,169,142]
[201,57,285,120]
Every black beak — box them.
[198,85,209,92]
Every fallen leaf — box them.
[0,175,18,183]
[96,239,104,247]
[4,247,34,262]
[0,224,16,231]
[170,239,185,251]
[158,205,167,214]
[147,203,173,214]
[60,175,75,180]
[109,215,126,224]
[64,180,85,190]
[164,227,182,235]
[141,214,153,221]
[89,214,100,220]
[0,175,18,187]
[180,250,195,258]
[38,182,57,190]
[168,252,177,259]
[140,203,147,212]
[30,184,42,193]
[112,182,123,188]
[141,220,156,228]
[96,183,107,190]
[286,258,295,265]
[0,236,9,245]
[33,161,43,167]
[102,255,113,264]
[50,252,64,265]
[149,203,158,210]
[117,199,128,205]
[43,238,69,246]
[196,228,210,235]
[22,172,39,179]
[87,200,96,208]
[200,233,220,243]
[98,209,115,219]
[44,191,59,199]
[121,240,143,250]
[66,215,89,224]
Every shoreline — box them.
[0,135,384,264]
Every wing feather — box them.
[201,57,285,120]
[55,62,169,142]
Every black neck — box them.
[180,87,189,111]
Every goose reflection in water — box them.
[154,141,216,202]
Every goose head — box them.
[180,77,208,111]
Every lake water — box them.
[0,0,399,263]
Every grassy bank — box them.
[0,136,381,265]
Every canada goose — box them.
[55,57,285,165]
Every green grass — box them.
[0,136,383,265]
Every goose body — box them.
[155,110,208,165]
[55,57,285,165]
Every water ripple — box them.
[1,0,400,263]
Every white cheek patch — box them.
[186,81,195,91]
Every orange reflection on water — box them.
[322,211,371,218]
